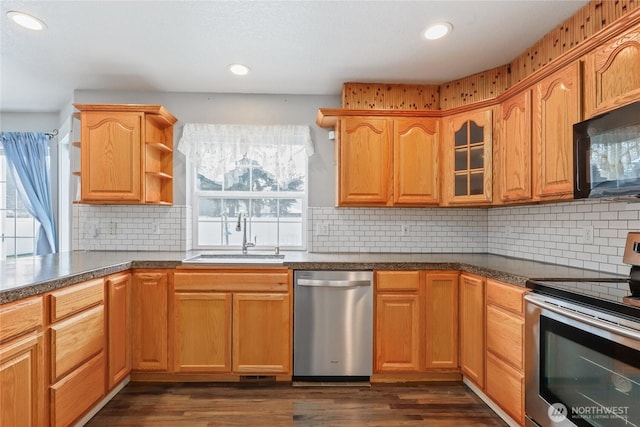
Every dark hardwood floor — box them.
[86,381,508,426]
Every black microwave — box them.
[574,101,640,199]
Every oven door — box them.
[525,294,640,427]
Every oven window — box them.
[540,316,640,426]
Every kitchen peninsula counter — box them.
[0,250,624,304]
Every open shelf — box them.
[146,141,173,153]
[146,171,172,180]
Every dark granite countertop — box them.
[0,250,625,304]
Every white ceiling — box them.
[1,0,590,113]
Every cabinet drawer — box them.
[50,305,104,382]
[486,305,524,370]
[486,352,524,426]
[50,351,105,427]
[0,296,43,343]
[49,278,104,322]
[375,271,420,292]
[174,270,290,292]
[486,279,525,314]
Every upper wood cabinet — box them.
[337,117,392,206]
[497,90,532,203]
[393,118,439,205]
[74,104,177,205]
[584,26,640,119]
[532,62,581,200]
[337,116,439,206]
[442,108,493,205]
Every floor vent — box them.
[239,375,276,383]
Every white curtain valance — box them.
[177,123,314,186]
[177,123,314,160]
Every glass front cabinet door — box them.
[444,108,493,205]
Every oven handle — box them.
[525,294,640,341]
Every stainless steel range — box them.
[524,233,640,427]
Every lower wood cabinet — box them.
[486,352,524,424]
[50,352,105,427]
[173,292,232,372]
[47,278,106,427]
[485,278,526,426]
[0,297,45,427]
[374,270,459,376]
[106,272,132,388]
[459,272,485,388]
[425,272,459,368]
[132,270,168,371]
[375,292,421,372]
[232,293,291,373]
[172,268,292,377]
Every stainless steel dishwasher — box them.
[293,270,373,380]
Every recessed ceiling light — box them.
[423,22,452,40]
[229,63,250,76]
[7,11,47,31]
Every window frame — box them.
[190,160,308,251]
[0,149,39,259]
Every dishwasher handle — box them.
[296,278,371,288]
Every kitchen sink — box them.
[182,252,285,266]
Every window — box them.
[180,124,312,250]
[0,150,39,259]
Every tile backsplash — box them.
[308,199,638,275]
[73,205,192,251]
[72,199,637,276]
[307,207,488,253]
[488,199,638,276]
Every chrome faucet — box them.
[236,212,255,254]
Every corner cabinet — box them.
[584,26,640,119]
[73,104,177,205]
[532,63,581,200]
[442,108,493,205]
[337,116,439,206]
